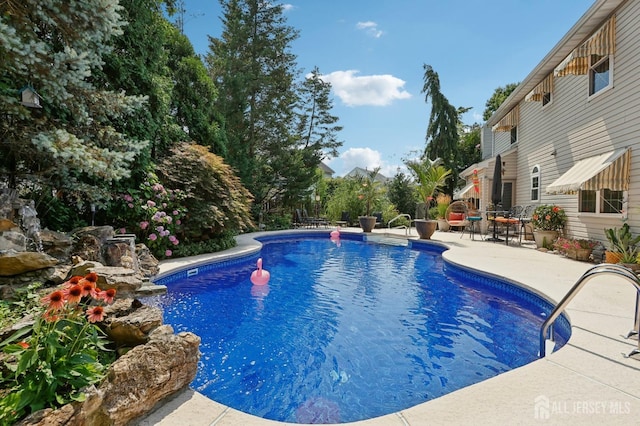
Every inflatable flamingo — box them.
[330,226,340,239]
[250,258,270,285]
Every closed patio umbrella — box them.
[488,154,503,241]
[491,154,502,207]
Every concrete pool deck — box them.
[137,227,640,425]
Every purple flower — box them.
[165,249,172,257]
[173,210,179,216]
[147,200,156,208]
[123,194,133,202]
[148,233,157,241]
[139,221,149,230]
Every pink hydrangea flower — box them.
[165,249,172,257]
[139,221,149,230]
[148,233,157,241]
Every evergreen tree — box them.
[206,0,301,212]
[0,0,148,202]
[482,83,519,121]
[421,64,463,195]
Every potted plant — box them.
[435,193,451,232]
[604,223,640,264]
[406,157,452,239]
[357,167,383,232]
[531,204,567,249]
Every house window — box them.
[589,56,611,96]
[542,91,552,106]
[530,165,540,201]
[579,189,623,214]
[510,126,517,144]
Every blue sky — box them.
[177,0,594,177]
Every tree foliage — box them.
[156,142,255,238]
[206,1,342,215]
[482,83,519,121]
[206,0,300,205]
[0,0,148,201]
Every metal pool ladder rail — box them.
[539,263,640,358]
[387,213,413,236]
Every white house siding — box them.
[512,0,640,243]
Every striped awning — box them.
[454,182,475,200]
[546,148,630,194]
[491,104,519,132]
[555,15,616,77]
[525,73,554,102]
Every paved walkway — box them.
[137,227,640,425]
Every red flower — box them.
[63,275,83,288]
[43,309,60,322]
[552,206,560,212]
[86,306,106,323]
[64,284,83,304]
[41,290,65,311]
[79,278,97,298]
[17,341,29,349]
[83,272,99,284]
[98,288,117,304]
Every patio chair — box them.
[373,212,383,228]
[336,211,350,227]
[494,205,523,245]
[518,204,536,243]
[445,201,469,238]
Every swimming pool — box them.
[148,233,570,423]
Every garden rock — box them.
[103,299,164,346]
[0,250,58,276]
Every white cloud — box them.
[328,147,403,178]
[281,3,294,12]
[356,21,383,38]
[320,70,411,107]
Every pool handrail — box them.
[387,213,413,236]
[540,263,640,358]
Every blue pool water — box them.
[147,234,570,424]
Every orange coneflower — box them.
[83,272,99,284]
[79,279,97,298]
[41,290,65,310]
[63,275,83,288]
[98,288,117,304]
[86,306,106,323]
[64,284,83,304]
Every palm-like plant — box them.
[358,167,383,217]
[406,157,451,219]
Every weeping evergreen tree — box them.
[421,64,467,195]
[0,0,148,219]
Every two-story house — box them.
[460,0,635,243]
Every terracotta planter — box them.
[415,219,437,239]
[533,230,558,249]
[437,219,449,232]
[604,251,622,264]
[358,216,377,233]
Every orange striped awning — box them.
[491,104,519,132]
[525,73,554,102]
[546,148,630,194]
[555,15,616,77]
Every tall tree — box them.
[421,64,463,195]
[206,0,300,212]
[0,0,147,205]
[482,83,519,121]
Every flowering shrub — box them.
[0,273,117,424]
[554,237,598,254]
[116,172,186,259]
[531,204,567,231]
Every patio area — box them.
[137,226,640,425]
